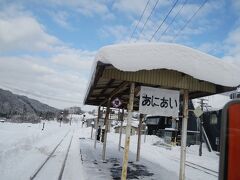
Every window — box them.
[146,117,160,125]
[237,93,240,98]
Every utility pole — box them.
[198,98,208,156]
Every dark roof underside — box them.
[84,63,234,110]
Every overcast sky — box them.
[0,0,239,110]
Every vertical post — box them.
[108,110,111,133]
[118,109,124,151]
[179,90,189,180]
[172,117,176,145]
[102,99,111,161]
[136,114,143,161]
[144,126,147,143]
[91,122,94,139]
[70,113,72,126]
[42,121,45,131]
[94,106,101,149]
[121,83,135,180]
[199,99,203,156]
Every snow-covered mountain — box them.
[0,88,59,121]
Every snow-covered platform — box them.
[0,121,219,180]
[79,129,177,180]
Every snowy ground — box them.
[0,119,219,180]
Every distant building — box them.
[229,90,240,99]
[145,101,199,146]
[202,109,221,152]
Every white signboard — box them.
[139,86,180,117]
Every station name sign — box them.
[139,86,180,117]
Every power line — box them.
[137,0,160,40]
[0,83,81,104]
[149,0,179,41]
[172,0,208,42]
[129,0,151,42]
[157,0,188,41]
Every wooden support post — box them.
[94,106,101,149]
[102,99,111,161]
[144,126,147,143]
[91,124,94,139]
[121,83,135,180]
[118,109,124,151]
[179,90,189,180]
[136,114,143,161]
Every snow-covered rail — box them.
[169,157,218,178]
[30,130,73,180]
[185,161,218,177]
[58,132,74,180]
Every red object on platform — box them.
[227,104,240,180]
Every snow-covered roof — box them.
[84,43,240,107]
[95,43,240,87]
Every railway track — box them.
[30,130,74,180]
[185,160,218,177]
[170,157,218,177]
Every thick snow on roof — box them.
[95,43,240,87]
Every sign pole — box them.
[179,90,189,180]
[136,113,143,161]
[102,99,111,161]
[193,105,204,156]
[121,83,135,180]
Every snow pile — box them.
[95,43,240,87]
